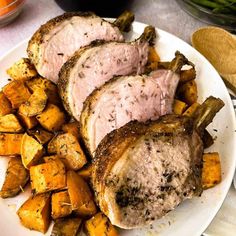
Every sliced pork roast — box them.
[58,26,156,121]
[80,52,191,156]
[92,97,224,229]
[27,11,134,83]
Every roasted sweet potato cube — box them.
[17,111,38,129]
[30,159,66,193]
[62,121,80,139]
[0,157,29,198]
[3,80,31,108]
[36,104,66,131]
[183,102,200,117]
[0,114,24,133]
[173,99,188,115]
[52,217,82,236]
[26,77,61,106]
[28,128,54,144]
[145,47,160,72]
[47,136,58,154]
[0,133,23,156]
[7,58,37,81]
[202,152,221,189]
[85,212,118,236]
[148,46,160,63]
[43,155,58,162]
[17,193,51,233]
[177,80,198,105]
[77,164,92,180]
[21,133,44,169]
[19,88,47,117]
[51,190,72,219]
[0,92,12,116]
[67,171,96,216]
[53,133,87,170]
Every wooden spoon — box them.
[191,27,236,92]
[221,74,236,94]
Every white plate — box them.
[0,21,235,236]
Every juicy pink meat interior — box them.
[105,132,198,228]
[39,16,123,82]
[86,70,179,154]
[69,41,149,120]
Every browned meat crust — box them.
[57,40,112,117]
[27,12,108,67]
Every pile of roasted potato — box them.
[0,58,118,235]
[0,49,221,235]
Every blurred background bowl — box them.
[176,0,236,32]
[55,0,135,17]
[0,0,25,28]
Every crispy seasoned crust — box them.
[57,51,81,117]
[149,114,194,135]
[27,12,108,67]
[92,119,146,213]
[93,120,146,183]
[80,75,122,155]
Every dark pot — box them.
[55,0,135,17]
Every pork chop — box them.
[92,115,203,229]
[27,11,134,83]
[92,96,224,229]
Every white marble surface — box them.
[0,0,236,235]
[205,185,236,236]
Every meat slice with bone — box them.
[27,11,134,83]
[80,52,192,156]
[92,97,224,229]
[58,26,156,120]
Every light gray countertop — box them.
[0,0,236,235]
